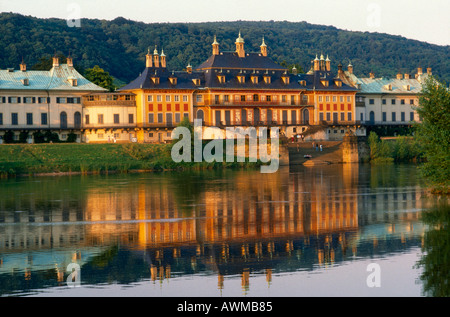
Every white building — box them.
[0,56,106,143]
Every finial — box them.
[153,45,158,55]
[261,36,267,47]
[212,35,219,45]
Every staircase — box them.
[288,141,343,166]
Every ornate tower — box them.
[146,48,153,67]
[212,36,219,55]
[235,31,245,58]
[260,36,267,57]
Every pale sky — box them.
[1,0,449,46]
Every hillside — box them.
[0,13,449,85]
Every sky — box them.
[0,0,449,46]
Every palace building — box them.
[0,56,106,143]
[119,33,359,141]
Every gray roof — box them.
[355,75,428,94]
[0,64,106,92]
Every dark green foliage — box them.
[415,77,450,194]
[84,65,116,91]
[1,13,448,84]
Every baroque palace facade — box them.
[0,33,430,143]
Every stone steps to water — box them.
[287,141,343,165]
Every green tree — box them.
[415,77,450,194]
[368,131,393,163]
[84,65,116,91]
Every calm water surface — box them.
[0,164,448,297]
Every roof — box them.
[0,64,106,92]
[297,70,358,92]
[355,75,428,94]
[195,51,286,71]
[118,66,203,91]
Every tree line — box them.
[0,13,449,86]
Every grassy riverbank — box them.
[0,143,261,177]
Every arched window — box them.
[74,111,81,129]
[60,111,68,129]
[196,109,204,122]
[302,108,310,124]
[369,111,375,124]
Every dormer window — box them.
[169,77,177,85]
[282,76,290,85]
[21,78,29,86]
[192,78,201,86]
[152,77,160,85]
[335,80,342,87]
[321,80,329,87]
[237,75,245,84]
[251,76,258,84]
[403,85,410,91]
[384,84,392,91]
[264,76,271,84]
[299,80,306,86]
[68,77,77,86]
[217,75,225,84]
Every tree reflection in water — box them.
[416,199,450,297]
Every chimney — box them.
[67,56,73,67]
[404,73,410,79]
[417,67,423,75]
[20,59,26,72]
[427,67,432,75]
[325,55,331,72]
[369,71,375,79]
[396,73,403,80]
[337,63,343,75]
[52,55,59,67]
[186,63,192,74]
[347,62,353,74]
[145,48,153,67]
[160,49,166,68]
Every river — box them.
[0,163,448,297]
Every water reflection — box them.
[416,200,450,297]
[0,164,440,296]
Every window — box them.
[318,96,323,102]
[9,97,20,103]
[38,97,48,103]
[174,95,180,102]
[85,114,90,125]
[157,95,162,102]
[392,112,396,122]
[266,95,271,102]
[340,112,345,121]
[148,113,154,123]
[401,112,405,121]
[175,113,181,123]
[410,99,414,105]
[11,113,18,125]
[0,113,3,125]
[401,99,405,105]
[347,96,351,102]
[166,95,171,102]
[340,96,344,102]
[114,114,120,124]
[157,113,163,123]
[391,99,396,105]
[215,95,220,104]
[128,114,134,124]
[147,95,153,102]
[98,133,104,139]
[241,95,246,102]
[56,97,67,104]
[282,95,287,102]
[183,95,188,102]
[319,112,324,122]
[224,95,229,102]
[410,112,414,121]
[26,113,33,125]
[325,96,330,102]
[24,97,35,104]
[382,99,386,105]
[326,112,331,121]
[347,112,352,121]
[98,114,104,124]
[369,99,374,105]
[196,95,202,103]
[382,112,387,122]
[253,94,259,102]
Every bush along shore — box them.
[0,142,265,178]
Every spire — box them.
[260,36,267,57]
[153,45,158,55]
[236,31,244,43]
[212,35,219,55]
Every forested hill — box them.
[1,12,449,85]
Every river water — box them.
[0,164,448,297]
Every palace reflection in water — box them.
[0,164,444,296]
